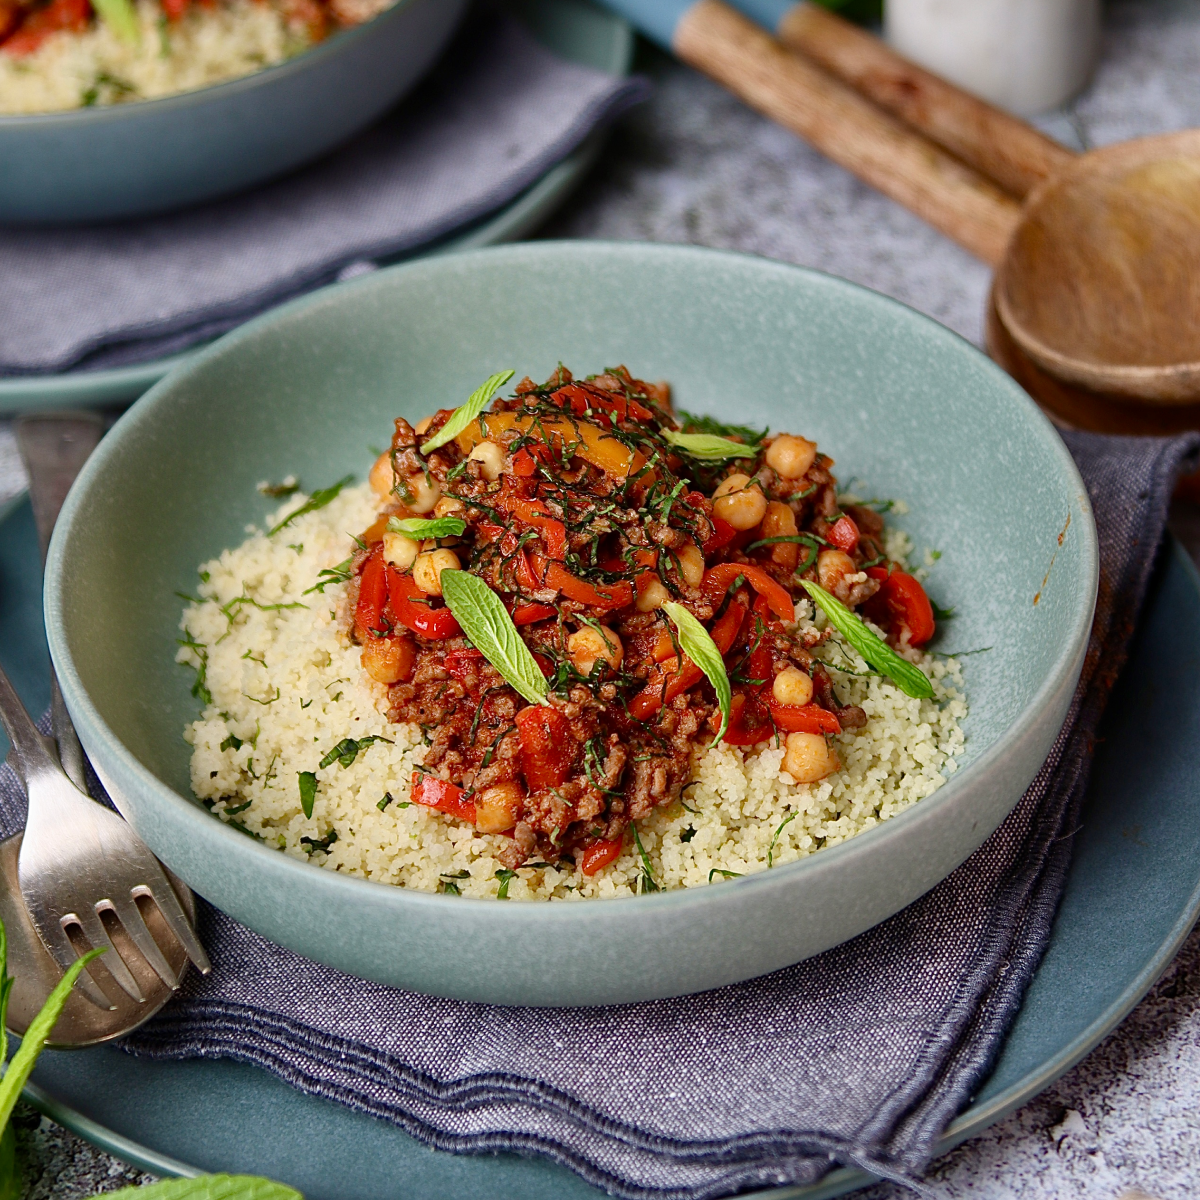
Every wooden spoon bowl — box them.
[993,130,1200,405]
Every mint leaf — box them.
[801,581,934,699]
[298,771,317,819]
[103,1175,303,1199]
[661,601,732,740]
[440,570,548,706]
[387,516,466,539]
[419,370,515,455]
[661,429,758,461]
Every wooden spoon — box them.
[603,0,1200,405]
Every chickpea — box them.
[765,434,817,480]
[474,781,525,834]
[712,473,768,531]
[772,667,814,708]
[568,625,623,677]
[782,732,840,784]
[369,451,396,498]
[761,500,799,569]
[468,440,505,481]
[412,548,460,595]
[636,576,671,613]
[361,635,415,685]
[414,415,434,435]
[817,548,857,592]
[433,496,465,519]
[400,472,440,514]
[382,531,420,570]
[674,541,705,587]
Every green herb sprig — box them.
[440,570,548,706]
[387,516,467,539]
[660,429,758,461]
[661,602,732,740]
[800,581,934,699]
[420,370,515,455]
[268,476,354,537]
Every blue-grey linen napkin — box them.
[3,431,1196,1198]
[0,7,648,376]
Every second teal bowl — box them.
[45,242,1098,1005]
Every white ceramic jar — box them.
[885,0,1101,117]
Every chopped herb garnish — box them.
[301,830,338,854]
[259,478,300,499]
[680,825,697,843]
[298,771,318,819]
[304,557,354,595]
[708,868,743,882]
[420,370,515,455]
[801,581,934,699]
[495,868,518,899]
[220,734,243,752]
[931,602,956,622]
[632,826,660,893]
[377,792,394,812]
[223,799,253,816]
[318,735,393,770]
[268,475,354,536]
[768,812,798,867]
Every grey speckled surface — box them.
[16,0,1200,1195]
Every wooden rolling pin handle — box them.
[674,0,1020,265]
[776,2,1076,198]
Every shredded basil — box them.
[440,570,548,706]
[661,601,732,741]
[304,557,354,595]
[420,370,515,455]
[268,476,354,536]
[801,581,934,699]
[494,868,518,899]
[318,735,393,771]
[298,771,318,819]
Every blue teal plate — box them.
[0,0,632,415]
[9,487,1198,1198]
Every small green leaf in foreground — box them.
[661,429,758,461]
[440,570,548,706]
[387,516,467,539]
[92,0,140,43]
[800,581,934,699]
[268,476,354,537]
[103,1174,303,1199]
[298,771,318,819]
[0,947,104,1134]
[420,370,515,455]
[660,601,732,741]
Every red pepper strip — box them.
[628,600,746,720]
[701,563,795,623]
[354,551,389,640]
[508,497,567,561]
[511,447,538,477]
[768,699,842,735]
[865,565,890,582]
[411,772,477,824]
[880,570,936,646]
[580,838,624,876]
[723,693,775,746]
[2,0,89,54]
[386,568,463,640]
[827,516,860,554]
[536,555,635,611]
[443,647,484,682]
[161,0,190,18]
[515,705,575,789]
[512,602,557,625]
[703,517,738,555]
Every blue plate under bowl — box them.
[0,0,466,224]
[43,241,1099,1006]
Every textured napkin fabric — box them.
[0,7,647,376]
[3,432,1194,1199]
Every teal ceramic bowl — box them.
[0,0,465,224]
[45,243,1099,1006]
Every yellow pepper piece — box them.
[454,414,646,479]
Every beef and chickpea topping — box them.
[344,367,938,875]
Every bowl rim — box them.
[45,240,1100,921]
[0,0,422,129]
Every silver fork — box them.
[10,414,210,1010]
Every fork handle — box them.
[0,660,63,787]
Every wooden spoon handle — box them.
[775,2,1076,197]
[674,0,1020,264]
